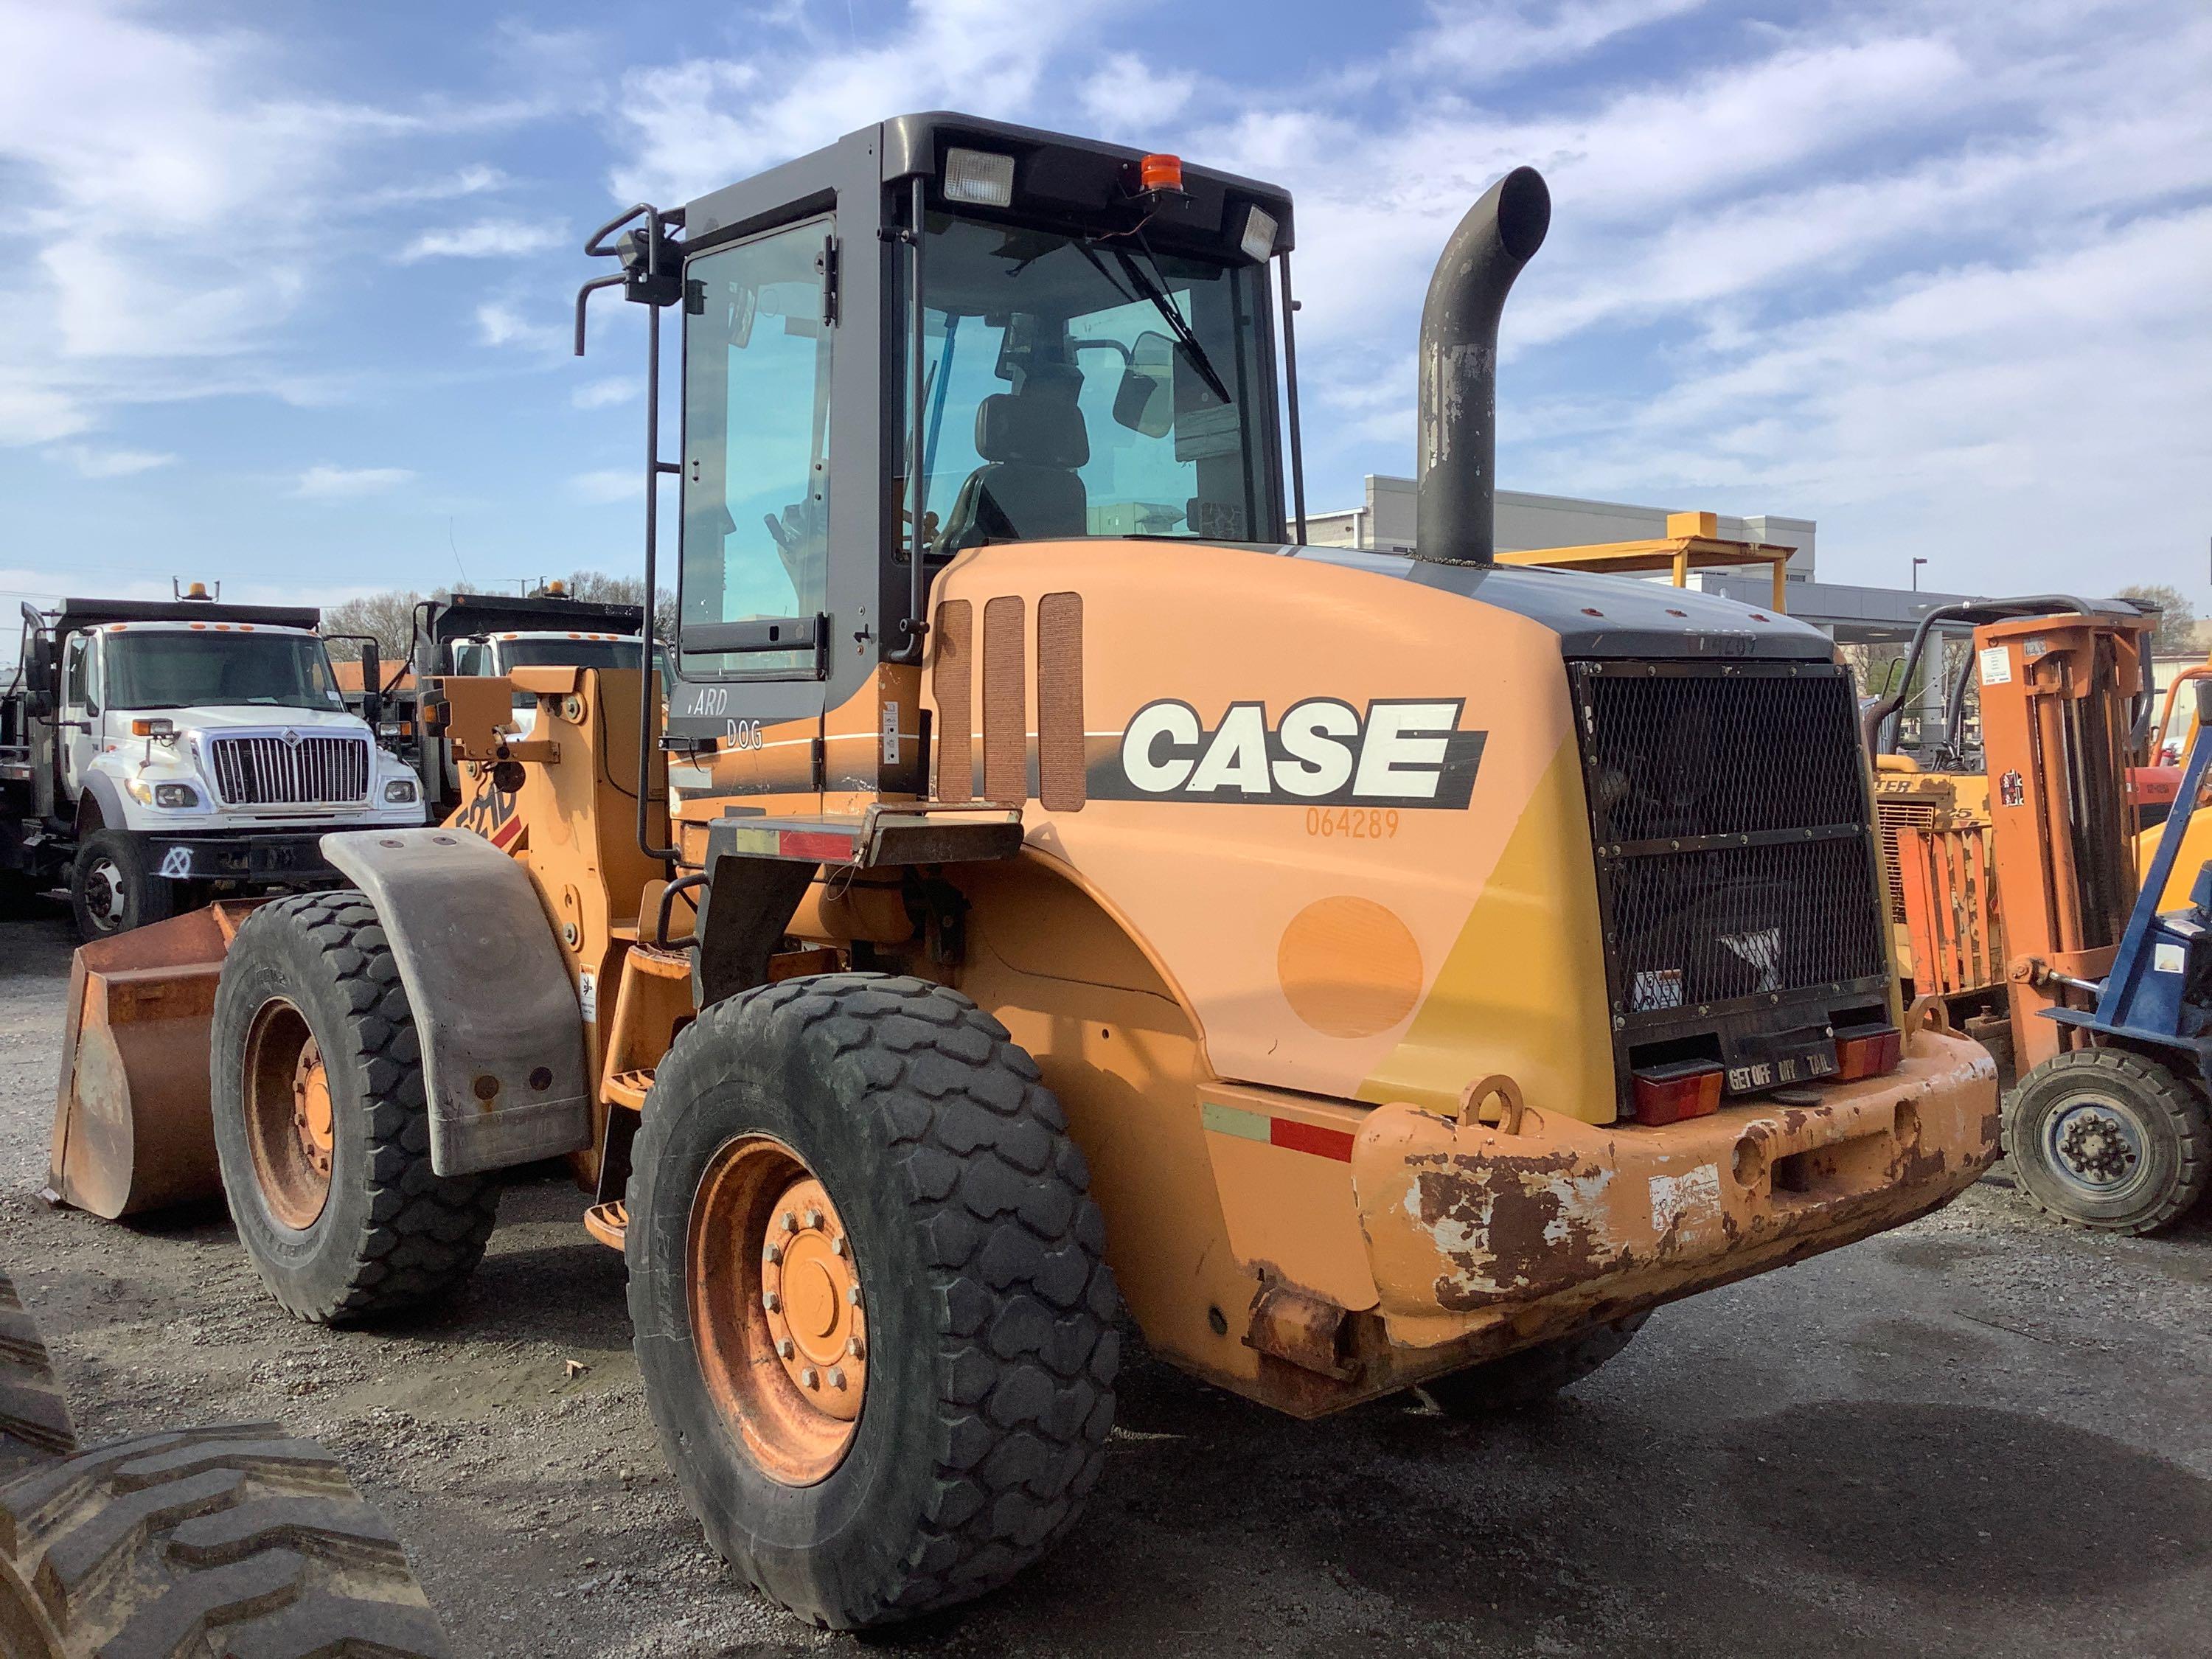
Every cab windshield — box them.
[104,631,344,713]
[912,213,1279,549]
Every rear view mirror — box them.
[1112,330,1177,439]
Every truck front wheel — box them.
[67,830,171,939]
[211,891,500,1322]
[627,973,1119,1629]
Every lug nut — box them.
[846,1336,864,1358]
[801,1367,820,1389]
[804,1208,823,1229]
[828,1367,846,1390]
[762,1291,781,1312]
[779,1211,797,1234]
[776,1338,794,1360]
[763,1242,782,1265]
[830,1236,847,1256]
[846,1285,862,1305]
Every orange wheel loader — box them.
[44,114,1998,1630]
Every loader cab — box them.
[637,113,1296,760]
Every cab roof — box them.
[39,597,321,638]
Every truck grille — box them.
[1573,661,1889,1062]
[207,734,370,807]
[1875,798,1942,922]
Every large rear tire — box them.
[212,891,500,1323]
[0,1423,450,1658]
[628,973,1119,1630]
[2004,1048,2211,1234]
[0,1272,76,1486]
[1417,1313,1650,1417]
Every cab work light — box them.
[943,147,1015,207]
[1631,1060,1723,1127]
[1239,205,1279,262]
[1832,1023,1904,1082]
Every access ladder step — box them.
[582,1201,628,1251]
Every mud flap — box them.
[322,828,590,1176]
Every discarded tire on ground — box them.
[0,1268,451,1657]
[1417,1312,1650,1416]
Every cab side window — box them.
[63,636,96,714]
[678,218,833,678]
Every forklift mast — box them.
[1972,611,2158,1071]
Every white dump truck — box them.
[1,589,427,937]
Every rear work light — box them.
[1239,205,1279,262]
[1632,1060,1723,1127]
[942,147,1015,208]
[1832,1023,1904,1082]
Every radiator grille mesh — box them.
[1574,662,1888,1023]
[933,599,973,803]
[1037,592,1085,813]
[982,597,1026,806]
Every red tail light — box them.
[1833,1023,1903,1082]
[1632,1061,1723,1127]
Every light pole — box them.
[1912,557,1928,592]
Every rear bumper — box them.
[1354,1027,2001,1351]
[141,833,339,886]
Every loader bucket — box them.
[45,902,258,1219]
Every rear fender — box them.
[321,827,590,1175]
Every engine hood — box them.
[1286,544,1833,661]
[123,705,368,736]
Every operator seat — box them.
[940,367,1090,552]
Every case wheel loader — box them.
[46,112,2000,1630]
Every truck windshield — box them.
[911,212,1279,549]
[498,639,643,672]
[104,632,345,713]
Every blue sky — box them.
[2,0,2208,616]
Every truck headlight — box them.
[153,782,199,808]
[383,778,419,804]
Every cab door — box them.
[667,213,840,811]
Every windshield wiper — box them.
[1080,237,1234,408]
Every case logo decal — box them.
[1102,698,1484,808]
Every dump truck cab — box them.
[3,594,424,936]
[53,111,1999,1631]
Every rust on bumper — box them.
[1352,1027,2000,1351]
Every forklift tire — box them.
[0,1422,451,1658]
[68,830,172,940]
[1416,1312,1650,1417]
[2004,1048,2211,1234]
[627,973,1119,1630]
[211,891,501,1324]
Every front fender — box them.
[321,827,590,1175]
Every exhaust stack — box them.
[1414,166,1551,566]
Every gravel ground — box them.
[5,897,2211,1657]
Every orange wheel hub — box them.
[242,999,334,1230]
[688,1138,867,1485]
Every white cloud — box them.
[293,465,416,498]
[366,163,509,205]
[1078,52,1198,134]
[607,0,1114,204]
[571,378,639,409]
[395,218,568,263]
[52,446,178,478]
[475,301,567,353]
[1396,0,1708,82]
[571,468,643,504]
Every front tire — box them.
[628,973,1119,1630]
[67,830,171,939]
[2004,1048,2211,1234]
[212,891,500,1322]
